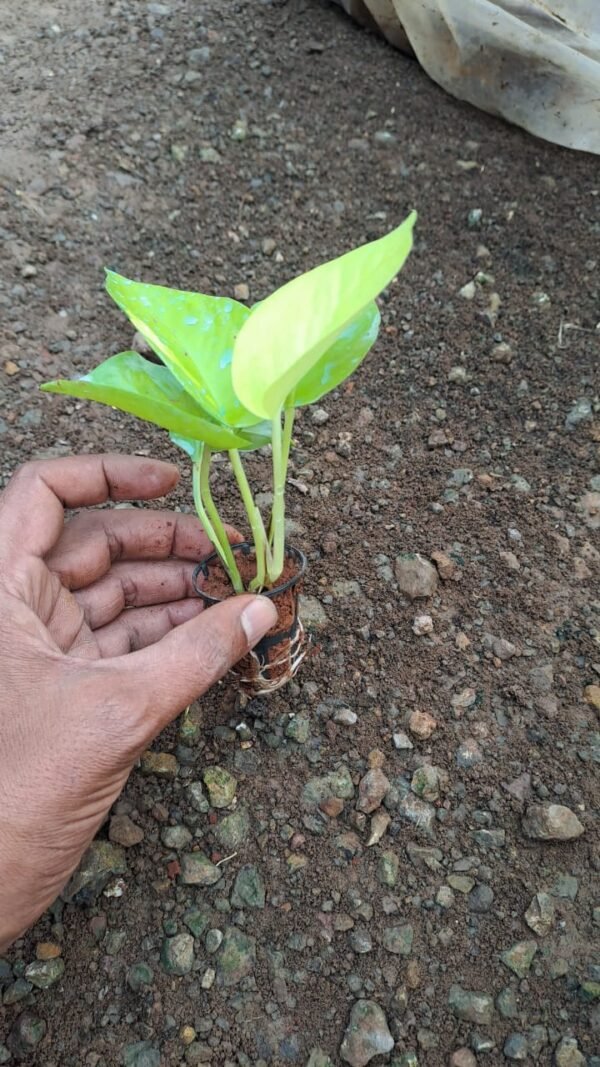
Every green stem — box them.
[229,449,267,591]
[194,448,244,594]
[282,405,295,475]
[268,412,286,584]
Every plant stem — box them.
[282,405,295,475]
[194,448,244,594]
[229,449,268,591]
[268,411,286,583]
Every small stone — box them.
[122,1041,161,1067]
[392,1055,418,1067]
[333,707,358,726]
[340,1000,394,1066]
[349,929,373,954]
[503,1033,528,1061]
[448,985,494,1025]
[528,664,554,694]
[366,811,391,846]
[456,739,483,769]
[35,942,61,960]
[200,968,215,990]
[126,962,154,992]
[180,852,221,886]
[140,751,178,777]
[450,1051,476,1067]
[3,979,33,1004]
[436,885,455,908]
[492,637,517,660]
[7,1014,46,1058]
[392,731,413,751]
[584,684,600,711]
[62,840,127,903]
[500,940,538,977]
[496,986,518,1018]
[491,342,513,364]
[109,814,144,848]
[554,1036,586,1067]
[528,1025,548,1056]
[181,1026,196,1046]
[459,280,476,299]
[234,282,249,301]
[203,766,237,808]
[431,550,459,580]
[285,715,310,743]
[183,907,212,939]
[472,828,505,849]
[300,595,328,630]
[378,851,399,886]
[187,781,209,813]
[199,146,222,164]
[205,929,223,954]
[412,614,433,635]
[383,924,413,955]
[394,553,438,599]
[565,397,592,430]
[408,710,437,739]
[231,864,265,909]
[411,764,444,801]
[579,980,600,1001]
[525,892,555,935]
[0,1044,9,1065]
[161,933,194,976]
[215,807,250,850]
[448,874,475,893]
[522,804,584,841]
[356,768,390,813]
[468,883,494,913]
[307,1052,333,1067]
[217,927,256,986]
[161,824,193,850]
[320,796,345,817]
[398,794,435,832]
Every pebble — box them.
[500,940,538,977]
[492,636,517,660]
[468,883,494,913]
[231,864,265,909]
[285,715,310,743]
[436,885,455,908]
[340,1000,394,1066]
[522,804,584,840]
[300,595,328,629]
[35,942,61,960]
[412,614,433,635]
[307,1052,333,1067]
[62,840,127,903]
[431,550,459,580]
[525,891,555,935]
[393,731,413,751]
[394,553,438,599]
[411,764,444,801]
[203,766,237,808]
[205,929,223,954]
[383,924,413,955]
[456,739,483,769]
[491,341,513,364]
[333,707,358,725]
[356,769,390,813]
[497,986,518,1018]
[565,397,592,430]
[349,929,373,954]
[7,1013,47,1058]
[180,852,221,886]
[503,1033,528,1060]
[140,751,178,777]
[448,984,494,1025]
[215,807,250,850]
[398,794,435,832]
[122,1041,161,1067]
[217,927,256,986]
[584,684,600,711]
[366,811,390,846]
[161,933,194,976]
[554,1036,586,1066]
[450,1051,476,1067]
[0,1044,9,1065]
[448,874,475,893]
[109,814,144,848]
[408,710,438,739]
[378,851,399,887]
[187,781,210,813]
[161,825,193,850]
[24,957,64,989]
[126,962,154,992]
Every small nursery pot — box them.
[192,542,310,696]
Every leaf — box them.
[232,212,416,419]
[105,271,262,428]
[292,301,380,407]
[42,351,259,451]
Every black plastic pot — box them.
[192,542,310,695]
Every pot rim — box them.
[192,541,307,606]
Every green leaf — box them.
[41,351,259,451]
[105,271,262,428]
[292,301,380,407]
[232,212,416,419]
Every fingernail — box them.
[241,596,277,646]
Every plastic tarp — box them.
[333,1,600,154]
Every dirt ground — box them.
[0,1,599,1065]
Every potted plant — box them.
[42,212,416,694]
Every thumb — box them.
[110,594,277,739]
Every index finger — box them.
[0,454,180,562]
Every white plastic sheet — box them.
[333,0,600,154]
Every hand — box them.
[0,454,276,950]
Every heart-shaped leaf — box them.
[292,300,380,407]
[42,351,259,451]
[105,272,262,428]
[232,212,416,419]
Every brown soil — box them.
[1,0,598,1064]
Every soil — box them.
[0,0,599,1065]
[197,545,307,691]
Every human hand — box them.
[0,454,276,950]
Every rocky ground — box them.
[0,0,599,1064]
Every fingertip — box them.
[240,595,278,646]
